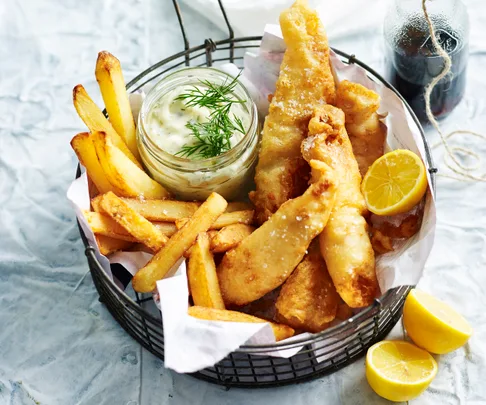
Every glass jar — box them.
[137,68,259,201]
[384,0,469,123]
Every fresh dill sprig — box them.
[175,74,246,159]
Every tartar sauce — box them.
[137,68,259,201]
[146,85,249,157]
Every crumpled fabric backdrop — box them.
[0,0,485,404]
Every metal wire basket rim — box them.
[80,43,436,353]
[126,36,262,93]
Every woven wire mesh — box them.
[76,0,437,388]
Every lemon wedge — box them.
[403,289,473,354]
[361,149,428,216]
[366,340,438,402]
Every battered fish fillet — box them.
[335,80,386,176]
[302,105,378,308]
[218,160,337,306]
[250,0,336,224]
[275,241,339,333]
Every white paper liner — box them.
[67,24,436,373]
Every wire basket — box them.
[77,0,437,388]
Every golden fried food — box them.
[99,192,168,252]
[187,233,225,309]
[369,204,423,254]
[370,229,394,255]
[71,132,114,194]
[250,0,336,224]
[91,131,170,199]
[275,242,339,333]
[210,224,255,253]
[95,51,141,162]
[218,160,337,306]
[132,193,227,293]
[73,85,142,169]
[188,306,294,341]
[370,206,423,240]
[95,235,133,256]
[302,105,378,308]
[85,211,177,242]
[335,80,386,175]
[175,210,254,230]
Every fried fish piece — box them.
[302,105,378,308]
[335,80,386,175]
[250,0,336,224]
[218,160,337,306]
[275,242,339,333]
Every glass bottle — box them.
[384,0,469,123]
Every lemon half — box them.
[361,149,428,216]
[403,289,473,354]
[366,340,437,402]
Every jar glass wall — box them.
[137,68,259,201]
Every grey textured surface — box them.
[1,0,485,404]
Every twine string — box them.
[422,0,486,182]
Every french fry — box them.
[175,210,254,230]
[70,132,113,194]
[210,224,255,253]
[73,84,142,169]
[91,131,170,199]
[99,192,168,251]
[84,211,137,242]
[95,51,140,161]
[85,211,176,241]
[119,198,200,221]
[132,193,228,293]
[95,235,133,256]
[95,197,250,222]
[90,194,104,213]
[188,306,295,342]
[187,233,225,309]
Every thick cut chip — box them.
[71,132,114,194]
[210,224,255,253]
[132,193,228,293]
[91,131,170,199]
[73,84,142,168]
[187,233,225,309]
[99,192,168,251]
[95,51,140,161]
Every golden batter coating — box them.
[302,105,378,308]
[250,0,336,224]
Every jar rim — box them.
[137,67,259,173]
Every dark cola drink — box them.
[386,24,468,123]
[384,0,469,124]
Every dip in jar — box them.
[137,68,259,201]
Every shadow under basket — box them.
[76,0,437,388]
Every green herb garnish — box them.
[175,74,246,159]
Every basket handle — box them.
[171,0,235,65]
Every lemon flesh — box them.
[403,289,473,354]
[361,149,428,216]
[366,340,437,402]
